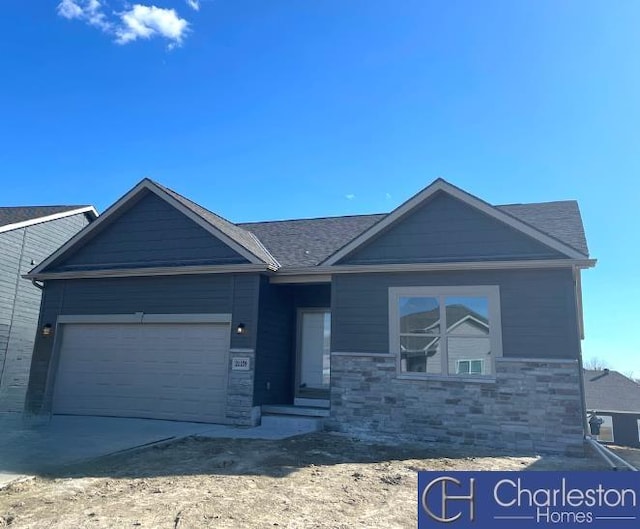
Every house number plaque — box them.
[232,357,250,371]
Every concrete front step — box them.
[293,398,330,408]
[261,405,330,418]
[260,414,325,433]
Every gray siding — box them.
[49,191,248,272]
[339,192,565,264]
[331,268,580,360]
[25,273,260,414]
[0,213,90,412]
[254,279,294,406]
[609,413,640,448]
[253,282,332,406]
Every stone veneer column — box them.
[327,353,585,456]
[225,349,260,426]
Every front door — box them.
[297,309,331,398]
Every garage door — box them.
[52,322,230,423]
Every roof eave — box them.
[0,206,98,235]
[320,179,589,266]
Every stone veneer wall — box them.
[327,354,585,456]
[225,349,260,426]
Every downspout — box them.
[574,266,589,438]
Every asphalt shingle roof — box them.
[238,201,588,268]
[583,370,640,413]
[498,201,589,256]
[240,214,385,268]
[152,180,280,267]
[149,179,589,269]
[0,206,90,229]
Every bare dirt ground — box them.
[0,433,607,529]
[609,445,640,469]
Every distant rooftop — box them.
[583,369,640,413]
[0,206,94,230]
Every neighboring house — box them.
[0,206,97,412]
[23,178,595,455]
[584,369,640,448]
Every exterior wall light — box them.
[236,323,246,335]
[42,323,53,337]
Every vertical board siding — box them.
[254,279,294,406]
[331,268,580,360]
[339,192,565,264]
[253,282,332,406]
[1,213,90,411]
[50,192,248,272]
[25,273,260,414]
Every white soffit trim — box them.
[0,206,98,235]
[321,179,588,265]
[29,179,264,276]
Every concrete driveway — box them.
[0,413,321,488]
[0,414,225,488]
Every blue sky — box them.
[1,1,638,374]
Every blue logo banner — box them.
[418,471,640,528]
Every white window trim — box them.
[389,285,502,379]
[596,415,615,443]
[456,359,485,375]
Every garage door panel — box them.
[52,322,230,422]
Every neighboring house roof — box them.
[401,304,489,334]
[0,206,97,234]
[583,369,640,413]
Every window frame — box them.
[597,415,614,443]
[456,359,485,375]
[389,285,502,380]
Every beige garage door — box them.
[52,322,230,423]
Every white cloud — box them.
[345,194,356,200]
[56,2,190,47]
[57,0,111,31]
[116,5,189,45]
[385,192,392,200]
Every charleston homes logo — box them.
[418,472,639,528]
[421,476,476,522]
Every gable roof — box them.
[498,201,589,256]
[29,179,279,276]
[26,178,593,278]
[583,369,640,413]
[0,206,97,234]
[240,200,589,268]
[320,179,589,265]
[152,181,280,268]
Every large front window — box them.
[389,286,502,377]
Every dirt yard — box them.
[0,433,607,529]
[609,445,640,469]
